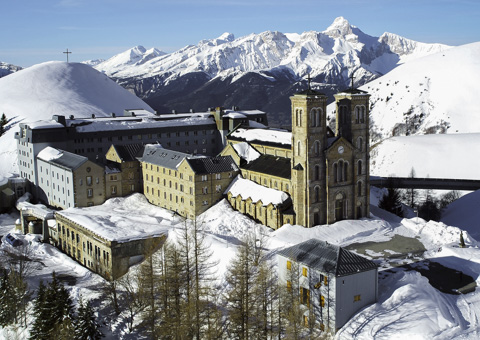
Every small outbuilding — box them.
[277,239,378,333]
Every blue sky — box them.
[1,0,479,67]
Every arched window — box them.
[344,162,348,182]
[339,106,348,124]
[338,160,344,182]
[314,140,321,156]
[314,165,320,181]
[297,141,301,156]
[310,109,315,127]
[357,181,363,197]
[360,106,365,123]
[314,186,320,202]
[333,163,338,183]
[296,109,302,127]
[316,108,322,127]
[357,159,362,175]
[357,137,363,151]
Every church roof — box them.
[242,154,291,179]
[278,239,377,277]
[337,88,368,95]
[294,88,326,96]
[186,156,238,175]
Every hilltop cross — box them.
[350,72,355,90]
[307,73,312,90]
[63,48,72,63]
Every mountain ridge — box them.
[92,17,450,125]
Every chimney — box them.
[190,109,195,113]
[111,113,116,118]
[172,110,177,114]
[91,114,95,119]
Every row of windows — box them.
[73,130,213,144]
[338,105,367,125]
[332,159,364,183]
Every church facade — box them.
[224,86,370,228]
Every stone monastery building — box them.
[16,84,370,229]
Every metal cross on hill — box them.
[63,49,72,63]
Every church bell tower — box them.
[290,78,328,227]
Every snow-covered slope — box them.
[370,133,480,179]
[95,17,448,85]
[360,42,480,141]
[441,190,480,240]
[0,61,154,177]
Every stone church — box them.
[223,84,370,228]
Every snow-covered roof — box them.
[232,142,260,163]
[140,144,191,170]
[74,116,215,133]
[55,194,170,243]
[225,175,289,207]
[38,147,63,162]
[37,147,88,170]
[229,128,291,147]
[223,112,247,119]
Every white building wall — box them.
[37,159,75,209]
[334,268,378,330]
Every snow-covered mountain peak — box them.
[324,16,356,38]
[218,32,235,42]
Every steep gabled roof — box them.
[278,239,377,277]
[112,143,144,162]
[140,145,190,170]
[186,156,238,174]
[242,154,291,179]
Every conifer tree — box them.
[0,269,14,327]
[0,113,6,136]
[379,181,403,217]
[29,281,49,340]
[74,297,104,340]
[30,272,75,340]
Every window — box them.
[315,165,320,181]
[111,185,117,195]
[297,141,301,156]
[357,137,363,151]
[215,173,221,180]
[300,287,310,306]
[354,294,361,302]
[314,140,320,156]
[320,295,325,307]
[201,175,207,181]
[215,185,222,193]
[87,188,93,198]
[357,160,363,175]
[302,267,308,277]
[86,176,92,186]
[287,260,291,270]
[357,181,363,197]
[314,186,320,203]
[202,187,208,194]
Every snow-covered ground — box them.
[1,189,480,339]
[370,133,480,179]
